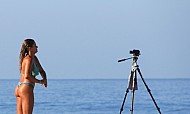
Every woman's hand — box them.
[43,79,48,88]
[40,79,48,87]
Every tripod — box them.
[118,56,161,114]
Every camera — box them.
[130,49,140,56]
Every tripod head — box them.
[118,49,140,63]
[130,49,140,56]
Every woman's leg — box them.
[16,97,23,114]
[30,92,34,114]
[15,86,23,114]
[19,85,34,114]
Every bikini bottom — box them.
[18,82,34,88]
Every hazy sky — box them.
[0,0,190,79]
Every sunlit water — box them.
[0,79,189,114]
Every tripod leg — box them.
[130,70,137,114]
[120,71,134,114]
[130,88,135,114]
[120,88,129,114]
[137,68,162,114]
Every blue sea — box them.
[0,79,189,114]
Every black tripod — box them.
[118,52,161,114]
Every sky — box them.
[0,0,190,79]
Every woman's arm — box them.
[24,56,42,84]
[34,56,48,87]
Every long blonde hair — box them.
[19,39,35,72]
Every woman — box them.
[15,39,47,114]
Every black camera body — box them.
[130,49,140,56]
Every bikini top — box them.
[32,62,39,77]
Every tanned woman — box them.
[15,39,47,114]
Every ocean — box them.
[0,79,189,114]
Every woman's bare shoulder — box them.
[23,55,32,63]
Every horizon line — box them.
[1,78,190,80]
